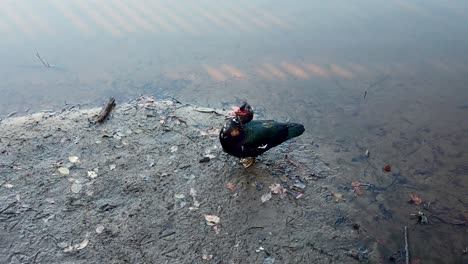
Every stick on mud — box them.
[404,226,409,264]
[96,97,116,124]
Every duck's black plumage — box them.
[220,116,305,158]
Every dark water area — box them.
[1,1,467,262]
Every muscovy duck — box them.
[220,102,305,167]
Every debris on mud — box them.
[58,167,70,175]
[409,194,423,205]
[384,164,392,172]
[226,182,236,191]
[0,96,360,263]
[95,97,116,124]
[411,211,429,224]
[261,192,272,203]
[204,215,220,225]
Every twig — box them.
[36,52,50,68]
[96,97,116,124]
[31,251,41,263]
[6,111,17,118]
[430,215,466,226]
[166,95,182,104]
[0,201,16,214]
[363,75,389,98]
[404,226,409,264]
[162,246,178,255]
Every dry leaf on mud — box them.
[384,164,392,172]
[3,183,14,188]
[261,192,272,203]
[202,254,213,260]
[409,194,422,205]
[333,193,344,202]
[226,182,236,191]
[95,225,105,234]
[76,239,89,250]
[354,187,363,195]
[269,183,286,194]
[204,215,220,225]
[64,239,89,252]
[58,167,70,175]
[351,182,361,187]
[174,194,185,199]
[213,225,221,234]
[71,183,82,193]
[87,171,97,178]
[68,156,80,163]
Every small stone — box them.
[96,225,105,234]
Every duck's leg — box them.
[240,157,256,168]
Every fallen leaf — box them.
[3,183,14,188]
[409,194,422,205]
[87,171,97,178]
[213,225,221,234]
[202,254,213,260]
[204,215,220,225]
[64,239,89,252]
[261,192,272,203]
[170,146,178,152]
[227,182,236,191]
[384,164,391,172]
[76,239,89,250]
[58,167,70,175]
[190,188,197,197]
[354,187,363,195]
[333,193,344,202]
[109,164,116,170]
[63,246,74,253]
[96,225,105,234]
[269,183,286,194]
[68,156,80,163]
[351,182,361,187]
[71,183,82,193]
[174,194,185,199]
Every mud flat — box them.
[0,97,364,263]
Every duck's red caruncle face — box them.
[235,108,250,117]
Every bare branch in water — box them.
[36,52,51,68]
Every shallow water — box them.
[1,0,467,262]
